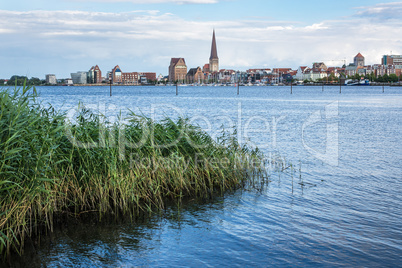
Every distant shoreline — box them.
[70,84,157,87]
[18,81,401,87]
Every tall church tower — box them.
[209,30,219,73]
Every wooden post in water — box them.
[322,82,324,92]
[237,79,240,95]
[383,83,384,93]
[109,77,112,97]
[290,82,293,94]
[339,79,342,94]
[176,83,178,96]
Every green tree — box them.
[28,77,42,86]
[327,74,339,82]
[370,72,376,82]
[389,74,398,83]
[7,75,28,86]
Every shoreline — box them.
[39,82,402,87]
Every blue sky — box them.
[1,0,401,79]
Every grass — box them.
[0,85,266,259]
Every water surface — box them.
[10,85,402,267]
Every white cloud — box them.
[355,2,402,20]
[0,3,401,78]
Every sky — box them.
[0,0,401,79]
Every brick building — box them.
[354,53,365,67]
[169,58,187,83]
[88,65,102,84]
[186,67,204,84]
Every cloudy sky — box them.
[1,0,401,79]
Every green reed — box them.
[0,85,266,258]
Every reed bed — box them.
[0,86,266,259]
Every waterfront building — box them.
[209,30,219,73]
[111,65,123,84]
[345,64,358,77]
[382,55,402,65]
[234,71,248,84]
[108,66,156,85]
[203,64,210,73]
[312,62,328,71]
[326,67,342,79]
[122,72,139,85]
[246,69,271,84]
[218,69,236,83]
[273,68,292,74]
[169,58,187,83]
[71,72,88,84]
[111,65,138,85]
[354,53,365,67]
[139,72,157,84]
[371,64,401,77]
[45,74,57,85]
[88,65,102,84]
[186,67,204,84]
[65,78,73,85]
[271,68,293,83]
[303,68,328,81]
[295,66,308,81]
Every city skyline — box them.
[1,0,401,79]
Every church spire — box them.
[209,29,219,72]
[210,29,218,60]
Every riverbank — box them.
[0,86,267,260]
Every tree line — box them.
[0,75,46,86]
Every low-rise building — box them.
[139,72,157,84]
[303,68,328,81]
[295,66,308,81]
[71,72,88,84]
[186,67,204,84]
[46,74,57,85]
[218,69,236,83]
[122,72,139,85]
[345,64,358,77]
[312,62,328,71]
[65,78,73,85]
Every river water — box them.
[10,85,402,267]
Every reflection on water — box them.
[7,86,402,267]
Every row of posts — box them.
[108,80,388,97]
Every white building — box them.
[295,66,308,81]
[303,68,328,81]
[46,74,57,85]
[65,78,73,85]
